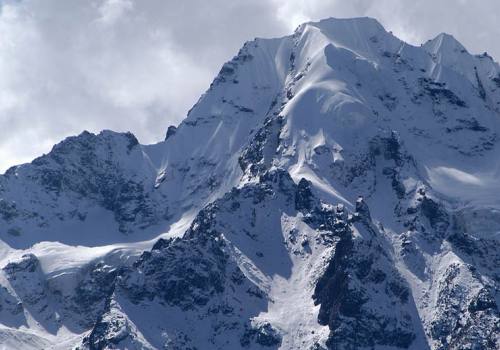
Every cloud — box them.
[0,0,498,173]
[273,0,500,55]
[98,0,133,25]
[0,0,287,172]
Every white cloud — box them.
[0,0,498,173]
[97,0,133,25]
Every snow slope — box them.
[0,17,499,350]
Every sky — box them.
[0,0,499,173]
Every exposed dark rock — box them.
[238,116,283,176]
[492,74,500,88]
[446,118,489,133]
[313,206,416,349]
[419,78,467,108]
[378,92,398,111]
[420,196,449,235]
[0,199,19,222]
[354,196,371,223]
[3,254,51,320]
[241,321,282,347]
[83,302,133,350]
[295,178,314,211]
[151,237,175,251]
[119,222,228,309]
[430,263,499,350]
[475,67,487,100]
[211,42,253,87]
[468,288,497,313]
[447,231,483,257]
[70,262,119,327]
[165,125,177,140]
[2,130,160,233]
[0,285,23,317]
[4,253,40,275]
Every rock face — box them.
[1,16,500,350]
[313,205,416,349]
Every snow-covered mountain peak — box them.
[423,31,500,90]
[274,16,400,82]
[4,129,140,176]
[301,16,392,46]
[301,17,401,60]
[0,16,499,350]
[424,32,468,56]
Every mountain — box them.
[0,17,499,350]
